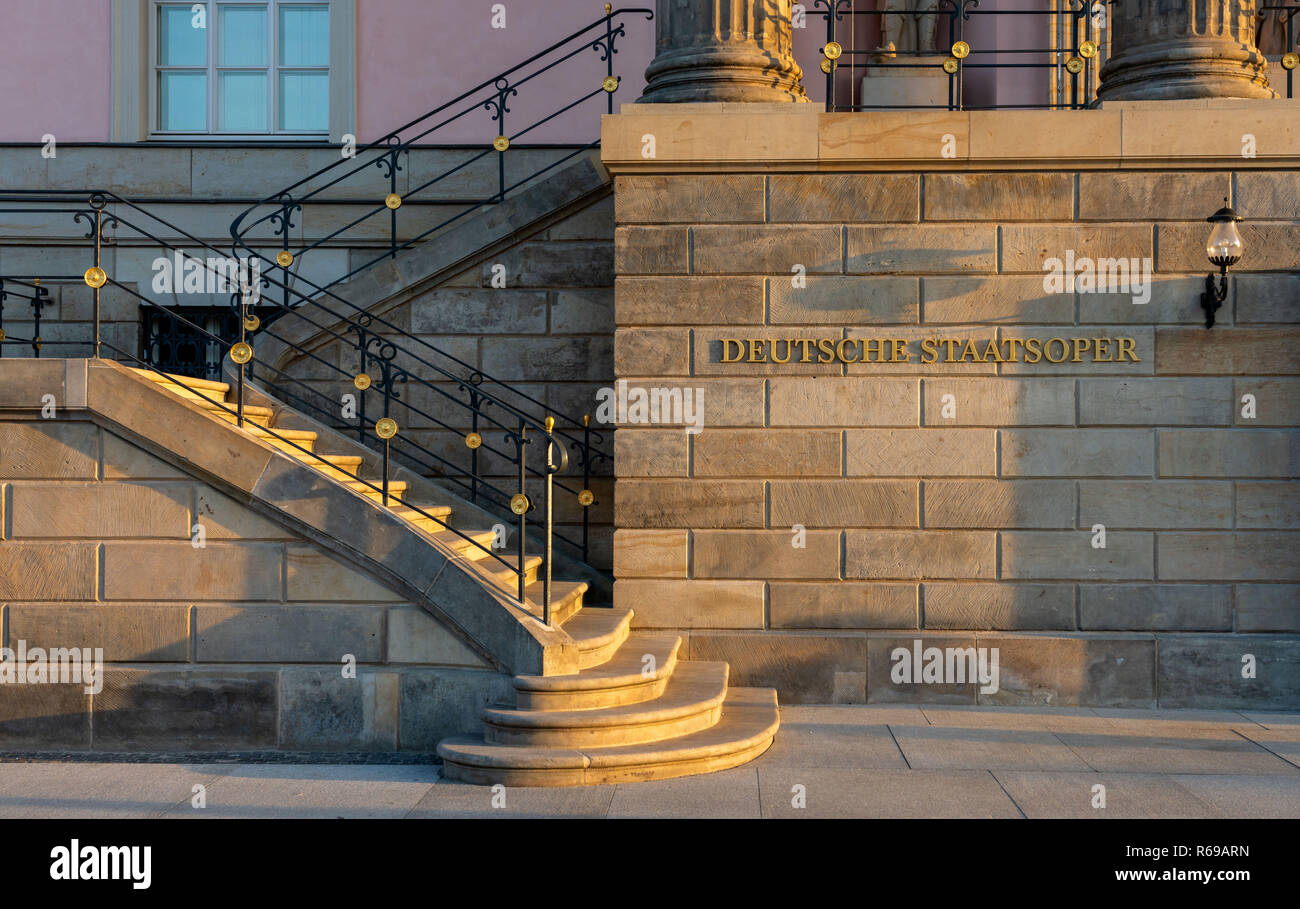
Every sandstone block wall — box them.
[0,413,505,752]
[611,167,1299,707]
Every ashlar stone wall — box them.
[610,163,1299,708]
[0,414,506,752]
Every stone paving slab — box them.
[757,768,1023,818]
[158,764,438,819]
[0,707,1295,818]
[991,771,1223,819]
[889,724,1094,771]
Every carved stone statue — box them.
[878,0,941,56]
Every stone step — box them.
[130,367,230,398]
[520,579,587,627]
[204,402,276,428]
[483,553,542,590]
[387,503,455,530]
[560,606,633,670]
[437,687,779,787]
[342,477,409,503]
[424,528,499,558]
[283,450,365,482]
[512,631,681,711]
[482,661,728,748]
[246,425,319,454]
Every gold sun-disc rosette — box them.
[602,76,619,93]
[951,40,970,59]
[385,193,402,210]
[823,41,843,60]
[1065,56,1084,74]
[1284,52,1299,71]
[275,250,294,267]
[820,59,834,74]
[83,266,107,288]
[465,431,483,449]
[243,315,260,331]
[0,329,5,341]
[942,58,959,74]
[375,417,398,440]
[493,135,510,152]
[1079,39,1099,59]
[510,493,530,515]
[353,372,372,391]
[229,342,253,365]
[578,489,595,507]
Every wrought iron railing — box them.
[0,190,572,621]
[225,6,651,565]
[810,0,1109,111]
[1260,4,1299,99]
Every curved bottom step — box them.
[437,687,779,787]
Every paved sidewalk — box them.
[1,705,1296,818]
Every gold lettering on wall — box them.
[716,336,1141,365]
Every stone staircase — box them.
[133,367,780,785]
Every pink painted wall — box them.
[0,0,111,141]
[357,0,655,144]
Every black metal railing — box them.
[225,6,650,564]
[811,0,1108,111]
[1261,4,1299,99]
[0,190,570,623]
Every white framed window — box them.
[149,0,331,137]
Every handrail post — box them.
[582,413,592,564]
[543,416,555,625]
[92,203,103,358]
[515,420,528,605]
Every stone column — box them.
[1098,0,1276,100]
[640,0,809,103]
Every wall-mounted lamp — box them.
[1201,202,1243,329]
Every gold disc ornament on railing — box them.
[385,193,402,210]
[1080,39,1099,59]
[493,136,510,152]
[824,41,842,61]
[353,373,372,390]
[820,59,834,74]
[1065,56,1084,74]
[275,250,294,267]
[602,76,619,93]
[83,266,107,288]
[510,493,530,515]
[375,417,398,440]
[229,342,253,365]
[578,489,595,507]
[943,58,959,74]
[243,315,260,331]
[1284,52,1299,71]
[951,40,971,59]
[465,431,483,449]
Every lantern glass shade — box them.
[1206,219,1243,268]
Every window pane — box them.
[219,71,268,131]
[159,5,207,65]
[278,71,328,131]
[279,5,329,66]
[219,5,267,66]
[159,72,207,130]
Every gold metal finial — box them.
[493,135,510,152]
[951,40,971,59]
[32,278,40,286]
[510,493,530,515]
[83,267,106,289]
[375,417,398,440]
[275,250,294,268]
[583,413,591,427]
[229,342,253,365]
[605,3,612,13]
[385,193,402,210]
[545,415,555,432]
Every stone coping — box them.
[601,101,1300,170]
